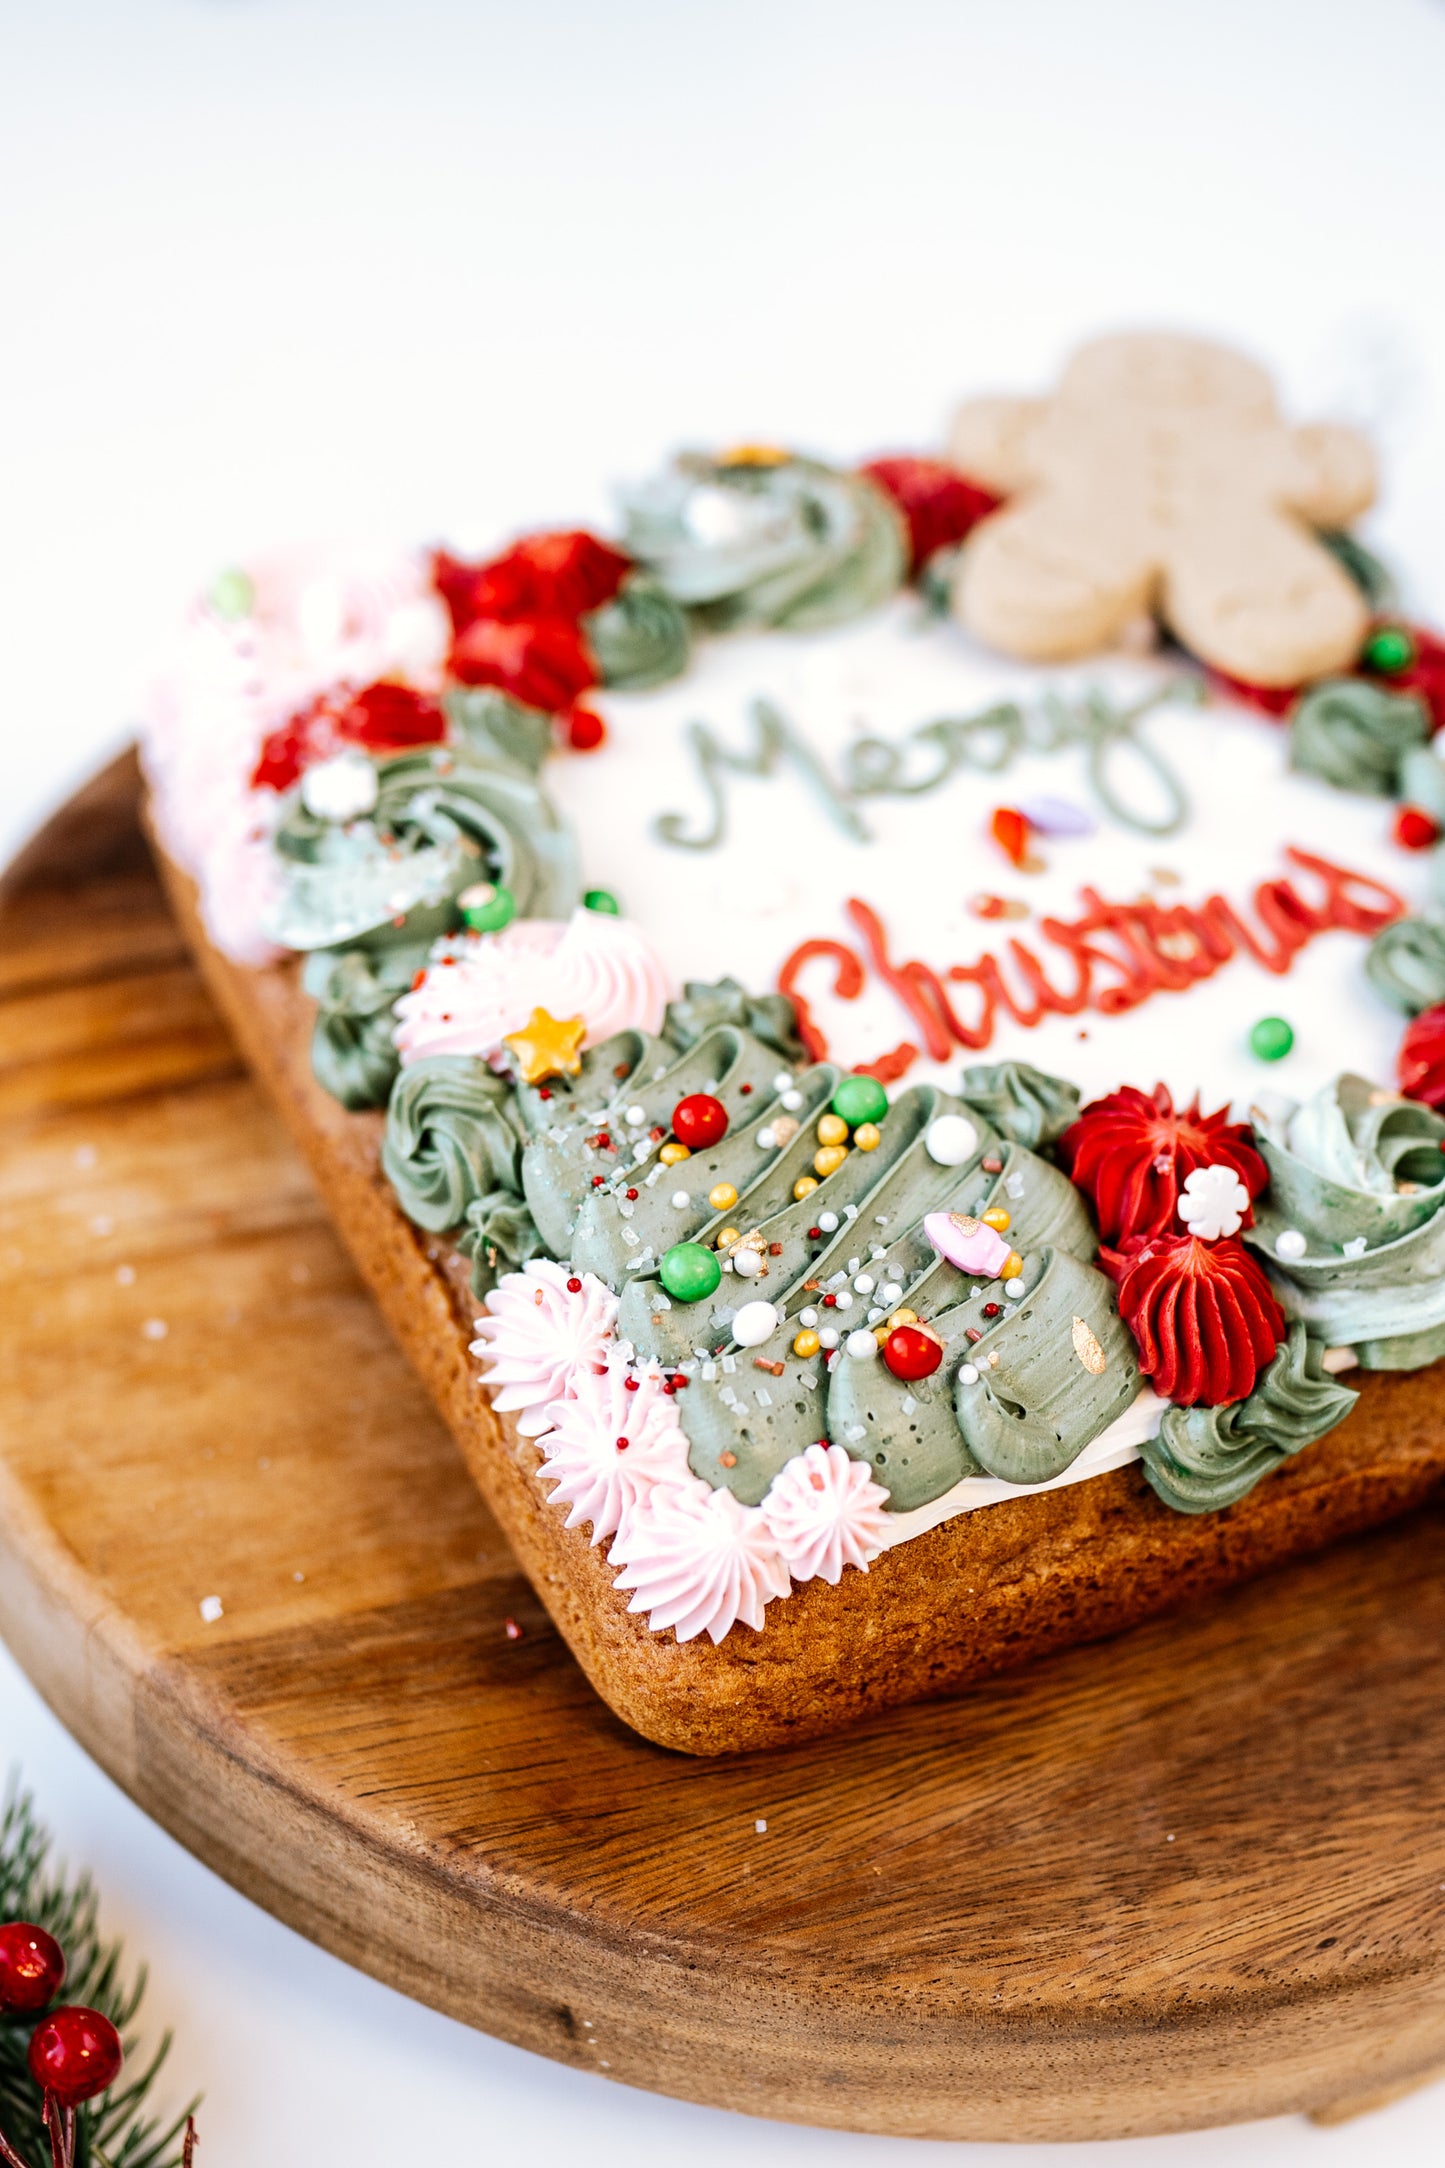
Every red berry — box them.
[672,1093,728,1150]
[564,702,607,751]
[0,1922,65,2013]
[28,2006,123,2106]
[883,1324,944,1381]
[1393,804,1441,851]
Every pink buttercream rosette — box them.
[536,1357,691,1544]
[468,1261,618,1437]
[394,909,672,1065]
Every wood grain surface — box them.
[3,753,1445,2140]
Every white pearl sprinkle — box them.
[818,1327,840,1350]
[845,1329,879,1360]
[733,1250,765,1279]
[817,1211,839,1233]
[854,1273,875,1295]
[833,1290,853,1310]
[772,1072,793,1092]
[925,1114,979,1167]
[670,1190,691,1208]
[959,1363,980,1386]
[757,1126,777,1149]
[1004,1277,1025,1298]
[798,1307,819,1328]
[780,1089,803,1111]
[733,1300,778,1347]
[880,1282,903,1306]
[1275,1228,1308,1260]
[626,1104,646,1124]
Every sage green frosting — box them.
[1398,742,1445,824]
[380,1056,527,1234]
[442,686,552,776]
[1249,1073,1445,1367]
[662,974,806,1064]
[457,1189,548,1297]
[1289,678,1428,797]
[266,745,578,951]
[1319,529,1397,613]
[648,1099,1100,1506]
[959,1060,1081,1154]
[302,941,426,1110]
[522,1024,785,1259]
[619,453,906,632]
[583,573,691,690]
[1365,915,1445,1018]
[1142,1323,1357,1514]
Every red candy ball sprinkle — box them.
[882,1325,943,1382]
[27,2005,123,2107]
[0,1921,66,2013]
[1393,804,1441,852]
[564,702,607,752]
[671,1093,728,1150]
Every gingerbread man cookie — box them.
[949,332,1376,687]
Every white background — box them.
[4,0,1445,2158]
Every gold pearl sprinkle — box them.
[792,1328,821,1360]
[708,1182,739,1212]
[659,1141,691,1165]
[1003,1250,1024,1279]
[792,1174,819,1201]
[886,1307,918,1330]
[816,1112,849,1148]
[715,1225,741,1251]
[853,1122,881,1151]
[813,1143,848,1179]
[981,1206,1011,1232]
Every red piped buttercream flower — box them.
[449,616,598,712]
[858,457,1000,574]
[1059,1083,1267,1244]
[1109,1233,1284,1407]
[251,680,445,792]
[433,531,632,633]
[1399,1003,1445,1109]
[1208,669,1299,719]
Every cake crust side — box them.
[151,831,1445,1755]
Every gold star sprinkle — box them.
[1071,1315,1108,1375]
[502,1007,586,1085]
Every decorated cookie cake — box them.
[142,332,1445,1753]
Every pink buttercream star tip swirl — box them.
[536,1359,692,1544]
[609,1481,791,1644]
[469,1261,619,1438]
[759,1441,890,1584]
[392,909,672,1066]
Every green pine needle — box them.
[0,1777,198,2168]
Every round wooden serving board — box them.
[4,755,1445,2142]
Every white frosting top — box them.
[394,909,671,1065]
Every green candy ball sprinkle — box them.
[1364,624,1415,675]
[659,1241,722,1304]
[584,888,621,915]
[1250,1015,1294,1062]
[831,1074,889,1129]
[209,567,255,620]
[458,882,517,934]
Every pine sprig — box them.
[0,1779,197,2168]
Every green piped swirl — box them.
[619,453,907,633]
[302,943,427,1111]
[1289,679,1428,797]
[959,1060,1081,1154]
[662,974,806,1063]
[381,1056,527,1234]
[1142,1324,1357,1514]
[1249,1074,1445,1367]
[457,1189,548,1297]
[1365,915,1445,1018]
[583,573,691,690]
[267,745,579,952]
